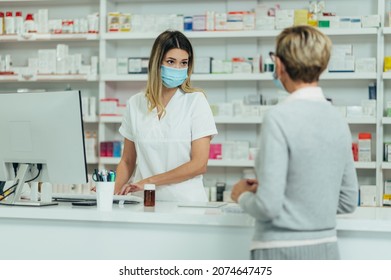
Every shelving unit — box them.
[2,0,391,207]
[98,0,391,208]
[0,0,101,176]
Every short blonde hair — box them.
[276,25,332,83]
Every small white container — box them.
[96,182,114,211]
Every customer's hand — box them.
[231,179,258,202]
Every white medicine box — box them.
[360,185,376,207]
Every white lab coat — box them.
[119,89,217,202]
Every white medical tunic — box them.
[119,89,218,202]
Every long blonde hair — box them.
[145,30,202,116]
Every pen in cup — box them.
[93,169,116,182]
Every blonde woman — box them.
[115,30,217,202]
[231,25,358,259]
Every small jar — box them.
[144,184,155,207]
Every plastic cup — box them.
[96,182,114,211]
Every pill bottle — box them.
[144,184,155,207]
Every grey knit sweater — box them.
[239,96,359,242]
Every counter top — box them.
[1,202,391,232]
[1,203,391,260]
[0,201,255,228]
[337,206,391,232]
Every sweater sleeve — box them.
[337,134,359,214]
[238,112,288,222]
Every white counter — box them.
[0,202,390,260]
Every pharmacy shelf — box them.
[346,117,376,124]
[83,116,99,123]
[101,74,146,82]
[106,0,217,3]
[382,72,391,79]
[354,162,376,169]
[207,159,255,167]
[95,0,391,206]
[101,72,376,82]
[0,33,99,42]
[382,162,391,169]
[86,158,99,164]
[97,114,373,125]
[95,159,376,170]
[99,115,264,124]
[192,73,272,81]
[94,158,257,168]
[99,157,120,165]
[0,74,98,82]
[1,0,98,4]
[382,117,391,124]
[100,116,123,123]
[101,73,273,82]
[321,72,377,80]
[320,28,378,36]
[102,30,279,40]
[101,28,377,41]
[214,116,263,124]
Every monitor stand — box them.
[0,163,58,207]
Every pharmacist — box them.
[115,30,217,202]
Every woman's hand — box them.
[231,179,258,203]
[118,182,144,195]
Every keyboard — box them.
[52,193,142,203]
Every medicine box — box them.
[99,98,119,116]
[102,58,117,75]
[107,12,120,32]
[355,58,376,73]
[120,13,131,32]
[194,57,212,74]
[360,185,376,207]
[358,132,372,162]
[294,10,308,26]
[361,100,376,117]
[117,57,128,75]
[384,180,391,206]
[384,57,391,72]
[215,13,227,30]
[384,143,391,162]
[361,15,380,28]
[192,15,206,31]
[209,143,222,159]
[128,57,148,74]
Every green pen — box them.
[109,171,116,182]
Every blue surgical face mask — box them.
[161,65,188,88]
[272,71,286,92]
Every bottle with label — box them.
[5,11,15,34]
[368,83,376,100]
[144,184,155,207]
[0,12,4,35]
[15,11,23,35]
[24,14,36,33]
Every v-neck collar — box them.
[155,89,180,120]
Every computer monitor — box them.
[0,90,88,206]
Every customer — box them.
[231,25,358,260]
[115,30,217,202]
